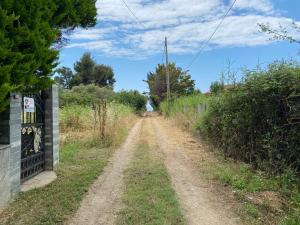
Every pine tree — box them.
[0,0,97,112]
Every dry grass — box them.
[60,103,137,147]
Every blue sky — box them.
[59,0,300,93]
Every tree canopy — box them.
[0,0,97,111]
[146,63,195,109]
[69,52,116,88]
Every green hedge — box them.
[199,62,300,172]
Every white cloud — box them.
[232,0,274,14]
[64,0,300,59]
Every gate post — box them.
[44,85,59,170]
[0,93,22,207]
[8,93,22,197]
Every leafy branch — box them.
[258,22,300,45]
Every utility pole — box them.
[165,37,170,102]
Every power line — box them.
[120,0,147,29]
[185,0,238,70]
[120,0,164,65]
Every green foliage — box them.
[59,84,115,107]
[161,94,207,117]
[114,90,147,112]
[199,61,300,172]
[60,104,91,130]
[0,0,97,112]
[146,63,195,109]
[160,94,207,132]
[55,67,74,89]
[210,81,225,94]
[70,52,116,88]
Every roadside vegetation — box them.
[160,61,300,225]
[0,83,140,224]
[116,136,185,225]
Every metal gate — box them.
[21,93,45,182]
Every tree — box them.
[94,64,116,88]
[146,63,195,109]
[0,0,97,112]
[73,52,95,85]
[55,67,74,89]
[71,52,116,88]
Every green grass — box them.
[204,158,300,225]
[160,94,207,132]
[116,142,185,225]
[0,141,115,225]
[160,94,207,117]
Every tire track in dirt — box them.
[151,116,241,225]
[68,119,143,225]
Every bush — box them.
[114,90,147,112]
[199,62,300,172]
[59,84,115,107]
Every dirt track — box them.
[68,119,143,225]
[69,115,241,225]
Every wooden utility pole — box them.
[165,37,170,101]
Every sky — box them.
[58,0,300,93]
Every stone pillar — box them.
[8,93,22,197]
[44,85,59,170]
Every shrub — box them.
[199,62,300,172]
[59,84,115,107]
[114,90,147,112]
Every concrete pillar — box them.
[0,145,10,208]
[9,93,22,197]
[44,85,59,170]
[0,93,22,207]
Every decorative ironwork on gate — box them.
[21,93,45,182]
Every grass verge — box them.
[203,155,300,225]
[0,141,115,225]
[116,141,185,225]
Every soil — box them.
[69,115,243,225]
[67,119,143,225]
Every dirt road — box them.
[68,119,143,225]
[69,115,241,225]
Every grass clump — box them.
[116,142,185,225]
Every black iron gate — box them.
[21,93,45,182]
